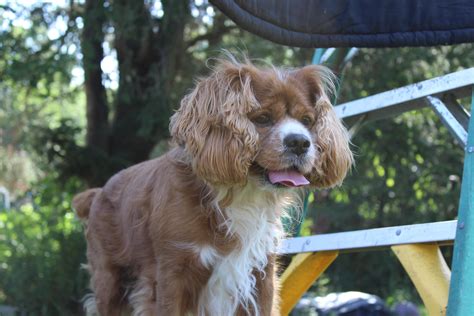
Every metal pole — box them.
[447,86,474,315]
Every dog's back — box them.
[72,149,215,315]
[72,156,169,315]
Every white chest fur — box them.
[197,184,289,316]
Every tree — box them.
[71,0,255,186]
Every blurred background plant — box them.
[0,0,472,314]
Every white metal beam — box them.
[335,68,474,121]
[278,220,457,255]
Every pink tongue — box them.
[268,170,310,187]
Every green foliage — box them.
[0,79,85,194]
[0,3,79,89]
[0,2,85,194]
[0,176,88,315]
[30,119,128,186]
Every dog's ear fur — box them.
[295,65,353,188]
[170,59,260,186]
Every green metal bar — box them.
[326,48,351,73]
[293,49,331,237]
[447,86,474,315]
[284,49,327,237]
[312,48,326,64]
[288,48,355,237]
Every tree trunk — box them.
[82,0,109,150]
[77,0,235,186]
[108,0,189,164]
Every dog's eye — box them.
[253,114,273,126]
[301,116,314,127]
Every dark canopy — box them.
[210,0,474,47]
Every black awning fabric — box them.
[210,0,474,48]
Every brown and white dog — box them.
[73,56,353,316]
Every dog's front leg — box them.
[154,256,208,316]
[256,258,280,316]
[235,258,279,316]
[155,279,187,316]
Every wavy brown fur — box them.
[73,55,352,315]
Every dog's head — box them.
[170,57,353,189]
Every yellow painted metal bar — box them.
[392,244,451,316]
[279,251,338,315]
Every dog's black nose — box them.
[284,134,311,156]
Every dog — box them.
[72,56,353,316]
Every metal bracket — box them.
[426,96,468,146]
[443,93,470,130]
[347,114,367,139]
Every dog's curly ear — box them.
[311,100,353,188]
[295,65,353,188]
[170,60,260,186]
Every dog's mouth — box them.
[268,169,310,187]
[250,164,310,188]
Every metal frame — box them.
[280,68,474,316]
[282,68,473,256]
